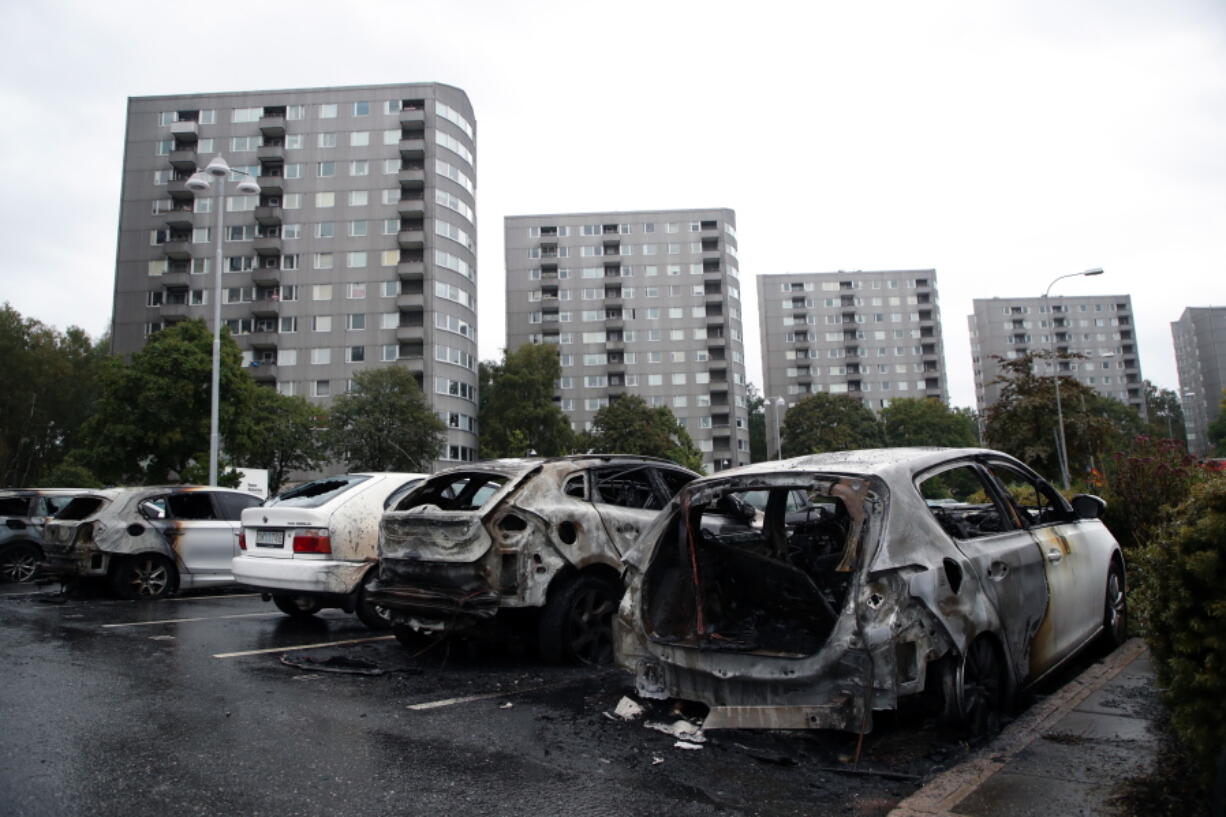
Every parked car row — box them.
[9,447,1128,736]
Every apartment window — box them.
[317,132,337,148]
[350,160,369,177]
[314,252,333,270]
[350,131,370,147]
[311,348,331,365]
[349,220,368,237]
[383,219,399,235]
[353,101,370,116]
[317,161,335,177]
[285,134,304,149]
[231,136,258,152]
[319,103,338,119]
[382,189,400,205]
[284,164,303,179]
[312,316,332,333]
[383,129,399,145]
[312,285,333,301]
[347,313,366,330]
[381,249,399,267]
[316,222,335,239]
[286,105,305,120]
[380,281,399,297]
[313,380,330,397]
[315,192,335,208]
[231,107,261,123]
[381,344,398,362]
[282,224,301,239]
[279,316,298,333]
[346,251,367,268]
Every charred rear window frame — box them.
[397,471,509,512]
[55,496,109,521]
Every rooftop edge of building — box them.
[128,81,471,104]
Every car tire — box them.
[0,542,41,583]
[949,636,1005,739]
[355,573,392,631]
[1101,562,1128,649]
[272,594,323,618]
[537,573,619,665]
[111,554,177,600]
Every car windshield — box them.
[268,475,371,508]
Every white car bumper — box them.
[231,554,370,595]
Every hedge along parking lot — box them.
[0,585,1016,817]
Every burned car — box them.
[615,448,1128,735]
[42,486,262,598]
[0,489,89,583]
[369,456,699,662]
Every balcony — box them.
[159,302,191,320]
[257,144,284,163]
[396,293,425,310]
[397,261,425,280]
[253,237,282,256]
[160,271,190,289]
[169,149,197,171]
[399,108,426,128]
[396,325,424,343]
[249,363,277,383]
[398,168,426,188]
[162,241,191,260]
[247,332,278,349]
[166,179,194,200]
[256,175,282,195]
[164,209,194,230]
[259,114,286,137]
[251,299,281,318]
[397,198,425,218]
[169,120,198,141]
[399,138,426,159]
[254,206,282,226]
[252,268,281,287]
[398,230,425,249]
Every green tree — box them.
[581,395,704,472]
[983,352,1144,482]
[0,304,108,486]
[780,393,884,457]
[880,398,978,448]
[1207,390,1226,456]
[230,388,330,494]
[478,344,574,458]
[747,382,768,462]
[74,319,254,485]
[1141,380,1187,445]
[327,367,444,472]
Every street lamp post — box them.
[1044,267,1104,491]
[185,156,260,486]
[773,396,786,459]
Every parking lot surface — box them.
[1,584,1024,817]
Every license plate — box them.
[254,529,284,547]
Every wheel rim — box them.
[959,639,1002,736]
[2,548,38,582]
[566,586,615,664]
[290,596,316,612]
[1106,570,1126,641]
[130,558,169,597]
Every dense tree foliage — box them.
[580,395,704,472]
[327,367,444,472]
[879,398,979,448]
[478,344,574,458]
[230,387,330,494]
[76,319,254,485]
[1207,391,1226,456]
[746,383,768,462]
[0,304,108,487]
[780,393,884,457]
[983,352,1144,482]
[1141,380,1187,444]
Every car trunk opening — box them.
[639,476,873,658]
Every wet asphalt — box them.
[0,582,1065,817]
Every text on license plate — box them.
[254,530,284,547]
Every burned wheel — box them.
[954,637,1005,738]
[356,573,392,631]
[273,594,323,618]
[1101,563,1128,649]
[0,543,41,583]
[111,554,176,599]
[538,574,619,665]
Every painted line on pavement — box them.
[213,634,395,659]
[407,684,558,711]
[162,593,261,602]
[104,611,282,628]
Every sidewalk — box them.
[889,638,1157,817]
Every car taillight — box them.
[76,523,94,546]
[292,529,332,554]
[238,531,247,550]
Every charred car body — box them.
[42,486,262,598]
[615,448,1128,734]
[0,489,88,583]
[369,456,698,662]
[232,472,424,629]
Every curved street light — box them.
[185,155,260,486]
[1044,267,1104,490]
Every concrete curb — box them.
[887,637,1148,817]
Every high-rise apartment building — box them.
[1171,306,1226,457]
[111,83,479,464]
[969,295,1144,417]
[757,270,948,452]
[504,209,749,472]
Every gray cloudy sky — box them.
[2,0,1223,407]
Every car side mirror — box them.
[1071,494,1106,520]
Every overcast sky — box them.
[2,0,1223,407]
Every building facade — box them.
[112,83,479,464]
[969,295,1144,417]
[757,269,948,454]
[1171,306,1226,457]
[504,209,749,472]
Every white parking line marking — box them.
[213,635,395,659]
[406,684,555,711]
[162,593,261,602]
[103,612,281,628]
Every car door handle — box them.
[987,561,1009,580]
[1046,548,1062,563]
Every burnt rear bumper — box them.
[367,558,500,619]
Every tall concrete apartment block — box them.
[1171,307,1226,457]
[757,270,948,419]
[504,209,750,472]
[969,295,1144,417]
[111,83,479,464]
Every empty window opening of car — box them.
[57,497,107,521]
[641,479,869,657]
[398,473,508,512]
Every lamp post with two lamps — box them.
[1044,267,1104,491]
[185,156,261,486]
